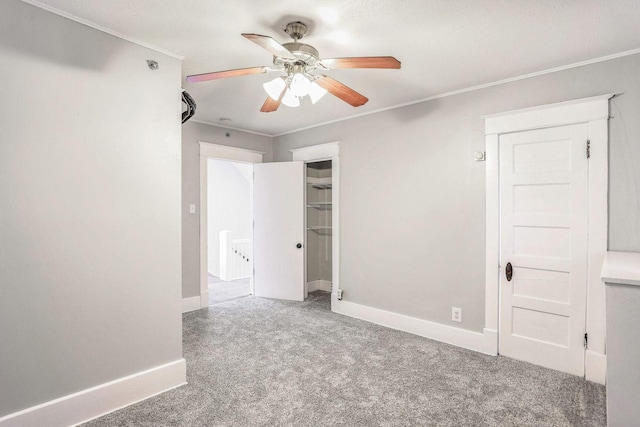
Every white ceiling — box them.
[31,0,640,136]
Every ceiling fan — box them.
[186,21,401,112]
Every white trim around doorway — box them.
[197,142,264,310]
[483,94,613,384]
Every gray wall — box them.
[182,121,273,298]
[274,54,640,333]
[0,1,183,416]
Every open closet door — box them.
[253,162,305,301]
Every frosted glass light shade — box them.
[289,73,311,97]
[263,77,286,100]
[281,89,300,107]
[308,82,328,104]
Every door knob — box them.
[296,243,302,249]
[505,262,513,282]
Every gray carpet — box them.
[208,275,250,305]
[83,292,606,426]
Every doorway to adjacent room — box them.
[206,158,253,305]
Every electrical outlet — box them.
[452,307,462,323]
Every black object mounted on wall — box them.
[181,90,196,124]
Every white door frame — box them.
[291,142,340,312]
[199,142,264,309]
[483,94,613,384]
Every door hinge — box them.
[586,140,591,158]
[584,332,588,348]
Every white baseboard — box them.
[200,290,209,309]
[307,280,332,293]
[481,328,498,355]
[585,350,607,385]
[182,296,202,313]
[0,359,187,427]
[335,300,497,355]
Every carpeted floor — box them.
[82,291,606,426]
[208,274,250,305]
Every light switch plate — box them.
[189,204,196,214]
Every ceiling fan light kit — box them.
[289,72,311,97]
[282,88,300,108]
[308,82,328,104]
[263,77,286,100]
[263,72,328,107]
[186,21,401,112]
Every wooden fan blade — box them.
[260,87,286,113]
[320,56,401,69]
[315,75,368,107]
[187,66,269,83]
[242,33,296,60]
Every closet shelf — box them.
[307,202,332,209]
[307,226,332,231]
[310,183,332,190]
[307,177,332,190]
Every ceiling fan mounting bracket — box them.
[284,21,308,41]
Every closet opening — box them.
[305,160,333,308]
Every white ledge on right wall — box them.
[601,251,640,286]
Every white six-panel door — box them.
[253,162,305,301]
[499,123,589,376]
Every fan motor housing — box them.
[274,42,320,70]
